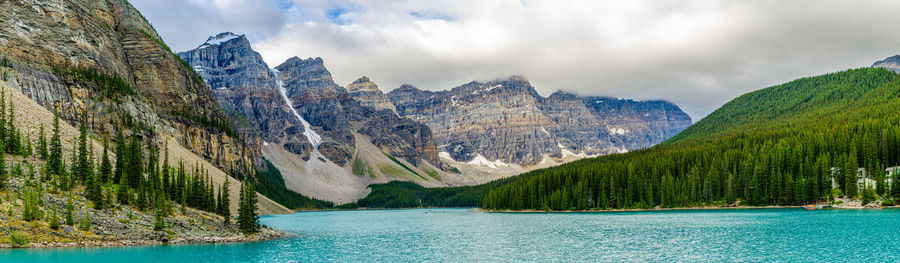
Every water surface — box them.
[2,208,899,262]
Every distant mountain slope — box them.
[668,68,895,143]
[873,55,900,73]
[387,77,692,166]
[475,67,900,210]
[179,34,453,204]
[353,66,900,210]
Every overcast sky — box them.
[130,0,900,119]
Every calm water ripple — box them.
[2,208,900,262]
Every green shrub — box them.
[426,170,440,180]
[834,200,844,205]
[882,199,894,206]
[49,208,60,230]
[77,212,91,231]
[351,157,374,178]
[8,231,27,247]
[862,187,876,205]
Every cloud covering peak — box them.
[131,0,900,119]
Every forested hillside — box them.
[477,68,900,210]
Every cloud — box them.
[130,0,900,119]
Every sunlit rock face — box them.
[388,76,692,166]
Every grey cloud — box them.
[131,0,900,119]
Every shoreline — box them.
[294,204,899,213]
[0,227,286,249]
[482,204,899,213]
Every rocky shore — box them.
[0,163,286,249]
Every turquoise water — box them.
[2,208,900,262]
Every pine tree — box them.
[844,152,859,197]
[5,99,18,154]
[117,174,130,205]
[77,211,91,231]
[64,197,74,226]
[99,136,112,184]
[48,114,63,177]
[0,87,6,145]
[0,140,5,189]
[219,179,231,224]
[126,135,142,189]
[237,180,258,234]
[38,124,47,160]
[75,120,89,183]
[49,207,60,230]
[153,207,165,231]
[113,128,125,183]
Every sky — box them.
[130,0,900,119]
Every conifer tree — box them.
[153,207,165,231]
[99,136,112,184]
[844,152,859,197]
[64,197,74,226]
[49,207,60,230]
[113,128,125,183]
[0,140,5,189]
[219,179,231,224]
[117,174,130,205]
[38,124,47,160]
[126,135,142,189]
[5,99,18,154]
[48,114,63,177]
[75,120,89,183]
[161,142,170,196]
[78,211,91,231]
[0,87,6,144]
[238,180,258,234]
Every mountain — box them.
[386,77,692,166]
[0,0,292,213]
[873,55,900,73]
[179,32,693,204]
[349,59,900,210]
[476,66,900,210]
[180,36,450,204]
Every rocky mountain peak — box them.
[873,55,900,73]
[547,90,580,100]
[199,32,246,49]
[346,76,397,112]
[347,76,376,90]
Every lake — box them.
[2,208,899,262]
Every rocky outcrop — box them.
[388,76,693,166]
[873,55,900,73]
[346,77,397,113]
[0,0,252,171]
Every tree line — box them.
[0,86,261,234]
[479,68,900,210]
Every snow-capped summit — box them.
[198,32,242,49]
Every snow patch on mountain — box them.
[199,32,241,49]
[467,154,509,169]
[272,68,326,161]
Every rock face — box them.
[0,1,294,214]
[873,55,900,73]
[387,76,693,166]
[346,77,397,113]
[0,0,251,170]
[178,33,308,158]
